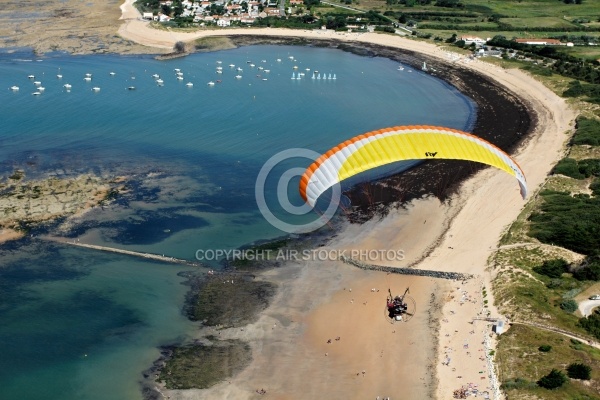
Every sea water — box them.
[0,45,474,399]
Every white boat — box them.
[305,68,310,71]
[38,86,45,91]
[186,82,193,87]
[127,86,136,90]
[293,65,298,69]
[84,77,92,81]
[276,59,282,62]
[110,72,116,76]
[32,91,41,95]
[28,75,34,79]
[288,56,294,59]
[92,87,100,91]
[85,73,92,77]
[217,61,222,64]
[156,79,164,84]
[10,86,19,91]
[235,75,242,79]
[63,83,72,89]
[328,73,332,79]
[152,74,160,78]
[262,78,268,81]
[261,60,267,63]
[229,64,235,68]
[207,81,215,86]
[291,72,295,79]
[299,72,304,76]
[249,64,255,67]
[264,69,270,73]
[237,67,243,71]
[216,70,222,74]
[317,74,321,80]
[33,81,41,86]
[174,68,181,72]
[333,74,337,80]
[398,66,404,71]
[57,74,63,79]
[177,76,184,80]
[216,67,222,70]
[258,66,263,70]
[311,74,315,80]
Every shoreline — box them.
[113,12,576,400]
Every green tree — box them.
[567,362,592,380]
[538,345,552,352]
[537,369,567,389]
[560,299,578,313]
[533,259,569,279]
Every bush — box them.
[571,117,600,146]
[567,362,592,380]
[537,369,567,389]
[533,259,569,278]
[538,345,552,352]
[579,309,600,339]
[560,299,579,313]
[552,158,585,179]
[573,256,600,281]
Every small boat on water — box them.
[229,64,235,68]
[216,70,223,74]
[127,86,136,90]
[258,66,263,70]
[262,78,267,81]
[264,69,270,73]
[174,68,181,72]
[293,65,298,69]
[28,75,34,79]
[235,75,242,79]
[311,74,315,80]
[186,82,193,87]
[216,80,222,83]
[249,64,255,67]
[217,61,222,64]
[32,91,41,96]
[152,74,160,78]
[33,81,41,86]
[63,83,72,89]
[276,58,281,62]
[176,76,184,80]
[216,67,222,70]
[305,68,310,71]
[10,86,19,91]
[328,73,332,80]
[317,74,321,80]
[288,56,294,60]
[237,67,243,72]
[398,66,404,71]
[261,60,267,63]
[92,87,100,91]
[207,81,215,86]
[38,86,45,91]
[156,79,164,85]
[333,74,337,80]
[57,74,63,79]
[110,72,116,76]
[85,73,92,77]
[291,72,296,79]
[84,77,92,81]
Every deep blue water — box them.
[0,45,475,399]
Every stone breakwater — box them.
[340,256,474,281]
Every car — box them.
[589,295,600,300]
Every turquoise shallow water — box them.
[0,45,475,399]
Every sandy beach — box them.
[0,1,576,397]
[114,4,576,400]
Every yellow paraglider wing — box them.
[299,125,527,207]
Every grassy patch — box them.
[497,324,600,400]
[194,36,237,52]
[158,340,251,390]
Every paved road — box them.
[579,299,600,317]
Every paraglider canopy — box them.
[299,125,527,207]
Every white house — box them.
[217,17,231,26]
[143,12,154,20]
[461,36,486,46]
